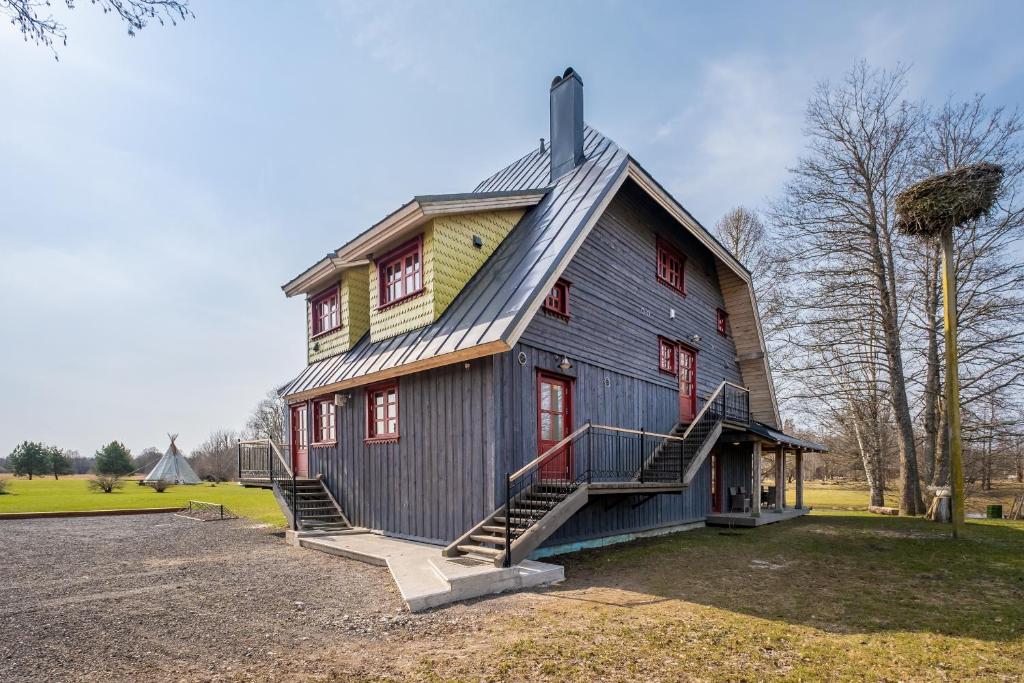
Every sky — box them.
[1,0,1022,458]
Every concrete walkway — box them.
[287,530,564,612]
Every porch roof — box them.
[744,421,828,453]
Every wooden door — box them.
[679,346,697,422]
[537,373,573,481]
[291,403,309,477]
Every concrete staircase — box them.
[273,476,351,532]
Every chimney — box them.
[549,67,584,181]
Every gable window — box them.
[311,286,341,336]
[543,279,571,319]
[378,236,423,308]
[656,239,686,295]
[658,336,678,375]
[366,382,399,441]
[716,308,729,336]
[313,398,337,444]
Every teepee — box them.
[144,434,200,485]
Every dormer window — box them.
[656,238,685,296]
[311,286,340,336]
[378,236,424,308]
[543,279,571,319]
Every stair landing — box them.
[290,531,563,612]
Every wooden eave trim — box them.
[628,160,780,427]
[283,193,543,298]
[284,339,508,403]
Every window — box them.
[543,279,571,319]
[658,337,677,375]
[716,308,729,336]
[313,398,336,444]
[311,286,340,336]
[366,382,399,441]
[377,236,423,307]
[656,239,685,295]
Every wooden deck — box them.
[705,506,809,527]
[587,482,687,495]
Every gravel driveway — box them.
[0,515,488,682]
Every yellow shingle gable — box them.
[367,209,524,343]
[307,268,372,363]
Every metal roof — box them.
[745,421,828,453]
[280,127,628,399]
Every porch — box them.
[706,420,827,527]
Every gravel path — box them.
[0,515,490,682]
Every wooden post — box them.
[775,445,785,511]
[795,449,804,509]
[942,225,965,538]
[751,442,762,517]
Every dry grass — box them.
[401,512,1024,682]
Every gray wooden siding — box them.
[520,181,743,399]
[720,445,753,510]
[305,358,496,545]
[494,343,711,545]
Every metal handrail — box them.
[678,381,749,443]
[507,423,591,480]
[238,438,293,479]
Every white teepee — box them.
[144,434,200,484]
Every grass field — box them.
[0,475,285,525]
[787,479,1024,514]
[416,511,1024,681]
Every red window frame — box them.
[658,336,678,375]
[716,308,729,336]
[312,398,337,445]
[543,278,571,319]
[310,285,341,337]
[377,236,424,308]
[656,238,686,295]
[366,381,399,442]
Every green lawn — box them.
[415,512,1024,681]
[0,476,285,525]
[787,479,1024,513]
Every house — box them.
[242,68,825,567]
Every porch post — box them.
[775,445,785,511]
[751,442,762,517]
[795,449,805,510]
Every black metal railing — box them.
[237,440,290,481]
[500,381,751,566]
[238,439,300,531]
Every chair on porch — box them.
[729,487,751,514]
[765,486,776,509]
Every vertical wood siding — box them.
[520,181,743,399]
[307,357,496,544]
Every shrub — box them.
[88,474,123,493]
[0,478,8,495]
[147,480,171,493]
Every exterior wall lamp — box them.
[558,356,573,370]
[334,393,352,408]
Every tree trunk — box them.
[854,417,885,507]
[933,398,950,487]
[863,201,925,515]
[922,246,942,486]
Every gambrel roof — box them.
[281,126,781,428]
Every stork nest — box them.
[895,162,1004,237]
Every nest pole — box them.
[940,225,965,538]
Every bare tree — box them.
[190,429,241,482]
[775,62,927,514]
[715,207,795,398]
[909,96,1024,487]
[246,390,286,444]
[2,0,191,58]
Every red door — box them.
[291,404,308,477]
[537,373,573,481]
[679,346,697,422]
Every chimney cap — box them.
[551,67,583,90]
